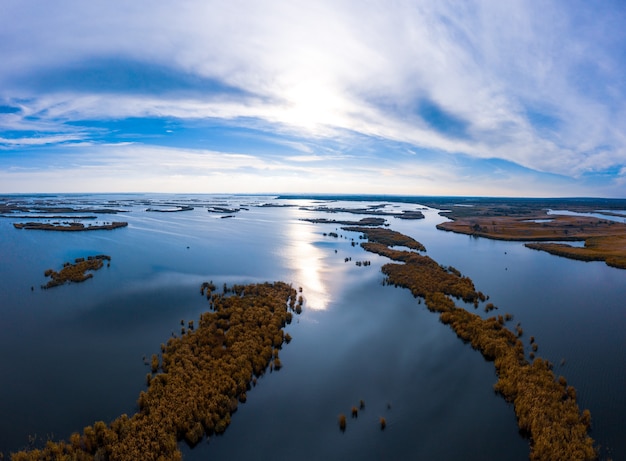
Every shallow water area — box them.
[0,194,623,460]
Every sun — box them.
[280,79,346,132]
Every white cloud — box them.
[0,140,601,197]
[1,0,626,191]
[0,134,84,147]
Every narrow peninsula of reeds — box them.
[10,281,300,461]
[344,225,597,461]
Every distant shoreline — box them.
[13,221,128,231]
[278,194,626,210]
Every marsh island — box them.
[10,282,301,461]
[42,255,111,289]
[14,222,128,231]
[429,198,626,269]
[343,225,596,460]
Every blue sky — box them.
[1,0,625,196]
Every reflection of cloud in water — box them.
[286,221,330,310]
[123,272,273,295]
[121,271,207,295]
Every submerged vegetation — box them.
[338,414,347,432]
[336,399,396,433]
[349,227,597,461]
[42,255,111,289]
[11,282,300,461]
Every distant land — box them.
[278,194,626,210]
[280,195,626,270]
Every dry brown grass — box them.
[13,222,127,231]
[42,255,111,288]
[342,226,426,251]
[350,227,597,461]
[438,214,625,241]
[438,215,626,269]
[338,414,347,431]
[526,234,626,269]
[11,282,300,461]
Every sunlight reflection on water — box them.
[285,219,330,310]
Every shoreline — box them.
[435,214,626,270]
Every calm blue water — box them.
[548,208,626,224]
[0,195,623,460]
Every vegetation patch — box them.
[10,282,300,461]
[437,213,626,270]
[13,222,128,231]
[525,235,626,269]
[42,255,111,289]
[299,205,425,220]
[342,226,426,252]
[352,227,597,461]
[1,215,98,219]
[301,217,385,226]
[145,206,194,212]
[206,206,240,214]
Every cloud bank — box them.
[1,0,625,195]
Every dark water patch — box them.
[184,284,527,461]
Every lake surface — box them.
[548,208,626,224]
[0,194,623,460]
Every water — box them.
[0,195,624,460]
[548,208,626,224]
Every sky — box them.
[1,0,626,196]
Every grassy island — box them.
[145,206,194,212]
[342,226,427,252]
[347,227,596,461]
[300,205,425,220]
[525,236,626,269]
[437,214,626,241]
[429,199,626,270]
[437,214,626,269]
[1,215,98,219]
[13,222,128,231]
[42,255,111,289]
[0,197,126,215]
[29,207,124,214]
[206,206,240,214]
[301,217,386,226]
[10,282,300,461]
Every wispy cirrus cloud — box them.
[0,134,85,147]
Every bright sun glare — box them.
[281,80,345,131]
[286,219,330,310]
